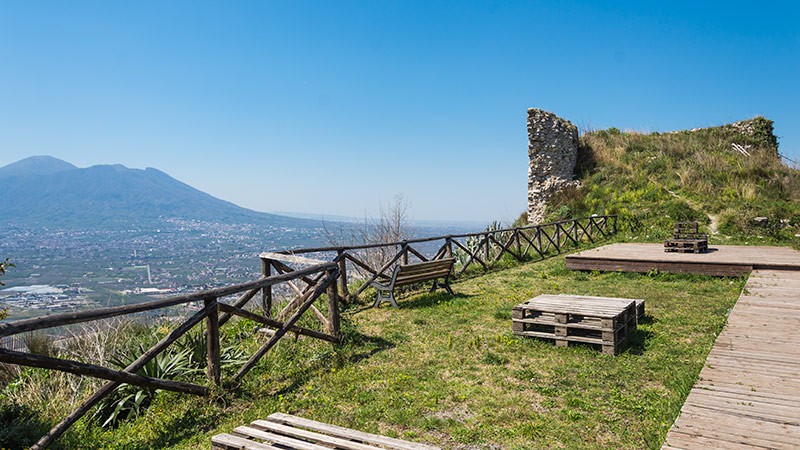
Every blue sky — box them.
[1,1,797,223]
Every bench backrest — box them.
[673,221,707,239]
[392,258,455,287]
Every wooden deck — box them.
[566,243,800,276]
[564,243,800,448]
[662,269,800,449]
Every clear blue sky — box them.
[1,1,797,223]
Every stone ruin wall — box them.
[527,108,579,224]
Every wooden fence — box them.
[0,263,341,450]
[262,215,616,301]
[0,215,615,448]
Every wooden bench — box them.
[370,258,456,307]
[212,413,442,450]
[664,221,708,253]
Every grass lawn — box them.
[62,254,744,450]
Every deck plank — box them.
[661,269,800,449]
[566,243,800,275]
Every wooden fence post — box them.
[205,297,221,387]
[260,257,272,318]
[402,242,409,265]
[337,250,348,299]
[483,234,490,261]
[445,237,453,258]
[326,270,340,337]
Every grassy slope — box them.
[56,252,744,450]
[545,118,800,246]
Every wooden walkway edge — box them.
[661,269,800,449]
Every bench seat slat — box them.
[212,433,283,450]
[233,426,331,450]
[266,413,441,450]
[251,420,387,450]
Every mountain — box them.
[0,155,77,178]
[0,156,318,229]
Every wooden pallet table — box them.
[512,294,639,355]
[556,294,645,322]
[212,413,441,450]
[664,239,708,253]
[664,221,708,253]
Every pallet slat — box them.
[512,295,639,355]
[212,413,441,450]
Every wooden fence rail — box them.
[261,215,616,301]
[0,262,341,450]
[0,215,615,448]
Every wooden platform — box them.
[662,270,800,449]
[512,294,639,355]
[566,243,800,276]
[212,413,441,450]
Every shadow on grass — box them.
[0,403,52,450]
[399,292,475,309]
[625,328,654,355]
[638,314,656,325]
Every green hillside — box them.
[543,117,799,245]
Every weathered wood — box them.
[575,220,593,243]
[219,287,261,328]
[406,245,429,263]
[264,413,441,450]
[344,252,382,278]
[32,303,215,450]
[277,216,614,256]
[270,259,319,288]
[260,252,329,266]
[205,297,221,387]
[217,303,340,343]
[1,263,337,338]
[261,258,272,318]
[564,243,800,276]
[0,348,208,396]
[250,420,388,450]
[353,247,406,297]
[326,274,340,336]
[337,250,349,298]
[371,258,456,307]
[451,238,486,277]
[513,295,637,355]
[234,269,338,381]
[212,433,281,449]
[662,269,800,449]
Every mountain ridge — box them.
[0,156,319,230]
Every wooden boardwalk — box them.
[563,243,800,448]
[566,243,800,276]
[662,269,800,449]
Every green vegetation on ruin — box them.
[545,117,800,247]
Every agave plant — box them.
[178,330,249,371]
[455,221,512,265]
[92,344,197,428]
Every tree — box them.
[325,194,414,271]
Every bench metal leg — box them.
[373,289,399,308]
[430,278,455,296]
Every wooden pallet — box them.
[664,239,708,253]
[512,294,638,355]
[556,294,645,322]
[212,413,441,450]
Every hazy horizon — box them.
[2,1,797,223]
